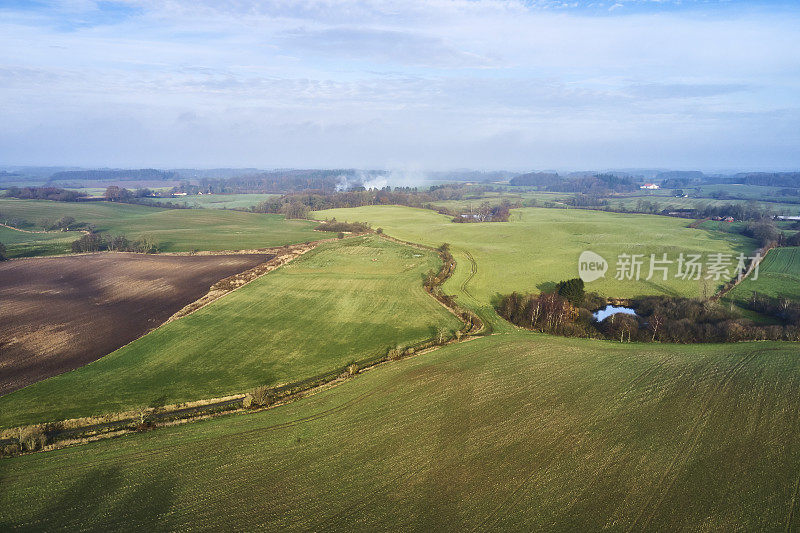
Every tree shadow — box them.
[7,465,177,530]
[536,281,557,293]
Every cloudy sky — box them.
[1,0,799,171]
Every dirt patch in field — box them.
[0,252,274,396]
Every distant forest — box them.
[509,172,639,194]
[48,169,177,181]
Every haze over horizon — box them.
[2,0,799,171]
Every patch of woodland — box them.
[497,278,800,343]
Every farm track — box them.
[629,350,760,531]
[0,222,87,235]
[471,430,574,531]
[787,472,800,532]
[460,249,478,299]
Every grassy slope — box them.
[0,198,319,252]
[313,206,754,329]
[0,225,82,257]
[728,246,800,303]
[2,333,798,531]
[0,236,461,426]
[148,193,279,210]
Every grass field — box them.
[313,206,755,330]
[0,225,82,257]
[148,193,279,210]
[2,332,798,531]
[728,247,800,303]
[0,198,320,252]
[0,236,462,426]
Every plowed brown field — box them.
[0,252,272,395]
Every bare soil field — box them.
[0,252,273,396]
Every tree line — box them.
[497,278,800,343]
[4,186,83,202]
[252,184,488,216]
[314,219,372,233]
[509,172,639,194]
[71,233,160,254]
[250,184,515,222]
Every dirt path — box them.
[0,222,87,235]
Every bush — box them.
[72,232,107,253]
[387,346,403,361]
[347,363,359,376]
[2,443,21,457]
[0,241,6,261]
[18,425,47,452]
[250,385,276,407]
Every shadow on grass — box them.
[2,465,177,530]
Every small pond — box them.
[593,305,638,322]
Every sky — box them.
[0,0,799,172]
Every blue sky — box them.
[1,0,798,171]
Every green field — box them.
[0,198,320,252]
[148,193,279,210]
[2,332,798,531]
[0,236,461,426]
[313,206,755,329]
[728,247,800,303]
[0,225,83,257]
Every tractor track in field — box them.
[460,249,478,299]
[628,350,759,531]
[472,431,578,531]
[786,472,800,532]
[624,354,673,394]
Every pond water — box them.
[593,305,638,322]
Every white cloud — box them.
[0,0,798,169]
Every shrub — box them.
[18,425,47,452]
[347,363,359,376]
[250,385,276,407]
[0,241,6,261]
[387,346,403,361]
[2,443,21,457]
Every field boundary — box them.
[163,242,319,323]
[0,222,88,235]
[711,244,774,301]
[0,234,481,456]
[378,233,485,335]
